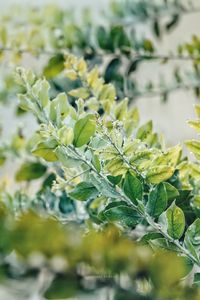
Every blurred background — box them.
[1,0,200,179]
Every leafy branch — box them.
[2,46,200,61]
[14,54,200,272]
[1,2,200,104]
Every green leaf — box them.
[153,145,182,167]
[38,79,50,108]
[188,121,200,133]
[55,146,80,168]
[124,107,140,136]
[49,93,70,125]
[136,121,152,140]
[140,232,163,245]
[105,157,127,176]
[107,175,122,185]
[96,26,109,50]
[185,140,200,160]
[110,25,130,52]
[166,14,179,32]
[44,274,78,299]
[32,143,58,162]
[146,166,174,184]
[184,219,200,261]
[43,54,65,79]
[104,57,121,83]
[123,171,143,204]
[193,273,200,286]
[15,162,47,182]
[0,153,6,166]
[69,182,99,201]
[69,87,90,99]
[89,173,119,199]
[42,173,56,189]
[58,126,74,146]
[163,182,179,202]
[99,84,116,102]
[114,98,128,121]
[103,205,142,228]
[73,114,96,147]
[92,154,101,173]
[161,203,185,240]
[149,238,181,253]
[146,183,167,217]
[153,19,161,38]
[127,58,143,74]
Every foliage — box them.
[0,1,200,106]
[7,54,200,299]
[1,2,200,299]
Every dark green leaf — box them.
[146,183,167,217]
[104,57,121,83]
[43,54,65,79]
[163,182,179,202]
[15,162,47,182]
[69,182,99,201]
[123,171,143,204]
[104,205,142,228]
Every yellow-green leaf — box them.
[69,87,90,99]
[186,140,200,160]
[146,166,174,184]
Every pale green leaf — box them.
[136,121,152,141]
[58,126,74,146]
[69,87,90,99]
[186,140,200,160]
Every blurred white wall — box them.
[136,11,200,146]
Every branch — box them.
[68,142,200,267]
[130,81,200,100]
[17,66,200,267]
[1,46,200,62]
[111,1,200,26]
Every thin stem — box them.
[129,81,200,100]
[0,46,59,57]
[65,168,90,185]
[129,52,200,61]
[1,46,200,62]
[114,6,200,27]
